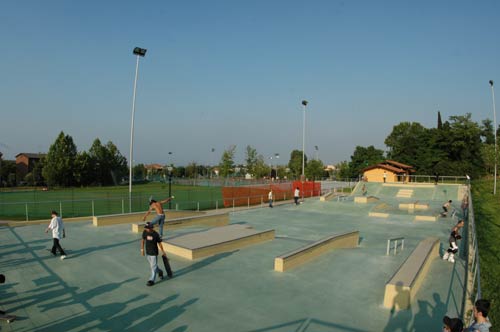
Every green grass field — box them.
[471,179,499,330]
[0,183,222,220]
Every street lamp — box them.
[490,80,497,195]
[301,100,308,180]
[128,46,147,212]
[167,166,173,209]
[0,151,3,187]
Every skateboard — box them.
[0,314,16,323]
[162,254,174,278]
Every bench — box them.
[383,237,440,310]
[274,231,359,272]
[92,210,204,227]
[131,212,230,233]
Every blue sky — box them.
[1,1,499,166]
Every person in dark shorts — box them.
[443,220,464,263]
[141,222,167,286]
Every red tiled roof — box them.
[384,160,413,169]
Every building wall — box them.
[16,155,30,181]
[363,168,397,183]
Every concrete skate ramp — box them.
[165,224,275,260]
[274,231,359,272]
[383,237,439,310]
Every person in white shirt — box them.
[45,210,66,260]
[294,187,300,205]
[268,190,273,208]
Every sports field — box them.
[0,183,222,221]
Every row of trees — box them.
[217,145,327,180]
[41,132,128,186]
[338,112,497,179]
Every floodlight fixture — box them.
[133,47,147,57]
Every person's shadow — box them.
[430,293,447,323]
[411,300,431,332]
[383,282,412,332]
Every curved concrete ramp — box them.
[165,224,275,260]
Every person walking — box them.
[142,196,173,238]
[466,299,492,332]
[383,171,387,183]
[443,220,464,263]
[45,210,66,260]
[294,187,300,205]
[268,189,273,208]
[141,222,167,286]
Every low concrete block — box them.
[274,231,359,272]
[355,196,379,203]
[414,215,437,222]
[164,224,275,260]
[383,237,439,310]
[369,212,390,218]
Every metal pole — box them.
[490,80,497,195]
[122,199,124,214]
[386,240,390,256]
[25,203,29,221]
[92,200,95,216]
[129,55,141,212]
[59,201,62,218]
[302,103,306,177]
[168,174,172,209]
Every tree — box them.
[348,145,384,178]
[305,159,325,180]
[385,122,431,168]
[481,119,495,145]
[288,150,307,179]
[32,157,45,186]
[88,139,128,185]
[43,131,77,186]
[185,162,199,178]
[0,159,16,187]
[336,161,351,180]
[254,155,270,179]
[245,145,259,176]
[219,145,236,177]
[437,111,443,129]
[132,164,147,180]
[74,151,94,186]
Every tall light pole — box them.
[301,100,308,180]
[490,80,497,195]
[129,47,147,212]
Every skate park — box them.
[0,182,470,331]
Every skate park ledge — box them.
[274,231,359,272]
[92,210,205,226]
[164,224,275,260]
[131,212,230,232]
[383,236,440,310]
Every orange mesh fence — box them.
[221,181,321,208]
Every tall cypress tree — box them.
[437,111,443,129]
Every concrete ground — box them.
[0,184,466,332]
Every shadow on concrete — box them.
[248,317,369,332]
[38,277,139,312]
[67,239,138,259]
[174,251,237,278]
[122,298,198,332]
[383,282,411,332]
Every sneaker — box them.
[442,253,449,260]
[159,270,164,280]
[146,280,155,287]
[448,255,455,263]
[60,255,67,260]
